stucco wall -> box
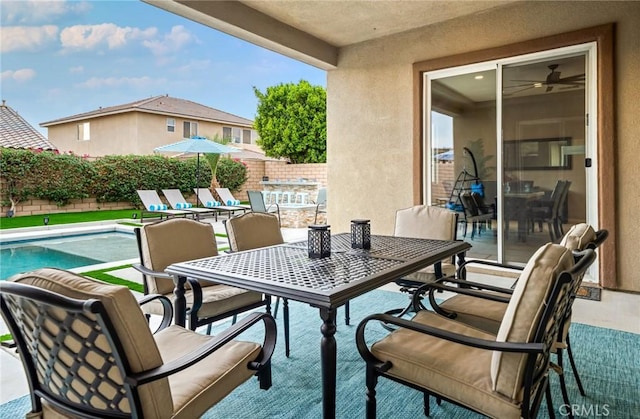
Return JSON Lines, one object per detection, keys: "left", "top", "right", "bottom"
{"left": 327, "top": 1, "right": 640, "bottom": 291}
{"left": 47, "top": 112, "right": 253, "bottom": 157}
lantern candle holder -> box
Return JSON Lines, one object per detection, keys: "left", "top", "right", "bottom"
{"left": 351, "top": 219, "right": 371, "bottom": 249}
{"left": 308, "top": 224, "right": 331, "bottom": 259}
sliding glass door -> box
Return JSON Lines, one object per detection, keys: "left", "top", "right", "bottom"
{"left": 425, "top": 44, "right": 595, "bottom": 266}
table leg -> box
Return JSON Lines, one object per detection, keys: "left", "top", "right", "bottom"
{"left": 173, "top": 275, "right": 187, "bottom": 327}
{"left": 456, "top": 251, "right": 467, "bottom": 280}
{"left": 320, "top": 307, "right": 337, "bottom": 419}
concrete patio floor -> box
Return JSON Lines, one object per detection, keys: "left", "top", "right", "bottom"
{"left": 1, "top": 219, "right": 639, "bottom": 404}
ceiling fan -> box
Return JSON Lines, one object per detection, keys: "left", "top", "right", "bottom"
{"left": 505, "top": 64, "right": 585, "bottom": 95}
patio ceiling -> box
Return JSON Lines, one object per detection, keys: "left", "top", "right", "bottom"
{"left": 143, "top": 0, "right": 519, "bottom": 69}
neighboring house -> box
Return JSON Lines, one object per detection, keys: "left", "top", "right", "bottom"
{"left": 0, "top": 100, "right": 56, "bottom": 150}
{"left": 40, "top": 95, "right": 258, "bottom": 157}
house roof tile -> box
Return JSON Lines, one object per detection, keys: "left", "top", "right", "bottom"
{"left": 40, "top": 95, "right": 254, "bottom": 127}
{"left": 0, "top": 102, "right": 57, "bottom": 150}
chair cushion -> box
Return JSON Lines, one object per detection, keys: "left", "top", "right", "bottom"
{"left": 394, "top": 205, "right": 457, "bottom": 241}
{"left": 143, "top": 285, "right": 264, "bottom": 318}
{"left": 371, "top": 311, "right": 521, "bottom": 418}
{"left": 560, "top": 223, "right": 597, "bottom": 251}
{"left": 439, "top": 294, "right": 506, "bottom": 334}
{"left": 154, "top": 325, "right": 261, "bottom": 419}
{"left": 10, "top": 268, "right": 173, "bottom": 418}
{"left": 140, "top": 218, "right": 219, "bottom": 295}
{"left": 403, "top": 262, "right": 456, "bottom": 284}
{"left": 226, "top": 212, "right": 284, "bottom": 251}
{"left": 491, "top": 243, "right": 574, "bottom": 400}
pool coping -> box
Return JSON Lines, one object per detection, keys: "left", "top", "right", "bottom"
{"left": 0, "top": 220, "right": 136, "bottom": 244}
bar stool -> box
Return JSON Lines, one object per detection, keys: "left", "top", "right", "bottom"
{"left": 281, "top": 191, "right": 294, "bottom": 204}
{"left": 270, "top": 190, "right": 283, "bottom": 205}
{"left": 295, "top": 192, "right": 309, "bottom": 204}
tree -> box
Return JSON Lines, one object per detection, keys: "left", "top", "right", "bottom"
{"left": 253, "top": 80, "right": 326, "bottom": 163}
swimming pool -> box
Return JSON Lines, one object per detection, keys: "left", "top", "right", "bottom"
{"left": 1, "top": 232, "right": 138, "bottom": 280}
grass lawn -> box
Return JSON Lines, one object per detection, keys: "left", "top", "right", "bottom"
{"left": 0, "top": 209, "right": 145, "bottom": 230}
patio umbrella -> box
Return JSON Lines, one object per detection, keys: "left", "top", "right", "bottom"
{"left": 154, "top": 136, "right": 239, "bottom": 205}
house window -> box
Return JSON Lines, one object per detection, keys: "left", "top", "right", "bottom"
{"left": 223, "top": 127, "right": 232, "bottom": 141}
{"left": 167, "top": 118, "right": 175, "bottom": 132}
{"left": 183, "top": 121, "right": 198, "bottom": 138}
{"left": 77, "top": 122, "right": 90, "bottom": 141}
{"left": 232, "top": 127, "right": 241, "bottom": 143}
{"left": 243, "top": 129, "right": 251, "bottom": 144}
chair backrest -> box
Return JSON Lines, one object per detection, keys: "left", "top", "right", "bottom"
{"left": 194, "top": 187, "right": 217, "bottom": 205}
{"left": 161, "top": 188, "right": 192, "bottom": 209}
{"left": 136, "top": 218, "right": 218, "bottom": 295}
{"left": 1, "top": 268, "right": 172, "bottom": 418}
{"left": 394, "top": 205, "right": 457, "bottom": 241}
{"left": 137, "top": 189, "right": 163, "bottom": 210}
{"left": 215, "top": 187, "right": 236, "bottom": 204}
{"left": 225, "top": 212, "right": 284, "bottom": 251}
{"left": 491, "top": 243, "right": 579, "bottom": 401}
{"left": 247, "top": 191, "right": 268, "bottom": 213}
{"left": 460, "top": 193, "right": 479, "bottom": 217}
{"left": 316, "top": 188, "right": 327, "bottom": 205}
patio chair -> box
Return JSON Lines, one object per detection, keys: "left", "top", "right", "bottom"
{"left": 193, "top": 187, "right": 247, "bottom": 218}
{"left": 529, "top": 180, "right": 571, "bottom": 241}
{"left": 313, "top": 187, "right": 327, "bottom": 223}
{"left": 133, "top": 218, "right": 271, "bottom": 333}
{"left": 0, "top": 268, "right": 276, "bottom": 419}
{"left": 459, "top": 192, "right": 494, "bottom": 239}
{"left": 161, "top": 188, "right": 218, "bottom": 221}
{"left": 215, "top": 187, "right": 252, "bottom": 210}
{"left": 136, "top": 189, "right": 192, "bottom": 222}
{"left": 425, "top": 223, "right": 608, "bottom": 408}
{"left": 247, "top": 190, "right": 280, "bottom": 225}
{"left": 356, "top": 243, "right": 596, "bottom": 419}
{"left": 224, "top": 212, "right": 290, "bottom": 356}
{"left": 382, "top": 205, "right": 458, "bottom": 323}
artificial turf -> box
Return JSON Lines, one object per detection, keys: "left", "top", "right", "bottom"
{"left": 0, "top": 209, "right": 144, "bottom": 229}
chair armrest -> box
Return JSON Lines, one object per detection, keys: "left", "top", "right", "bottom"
{"left": 356, "top": 312, "right": 543, "bottom": 369}
{"left": 132, "top": 263, "right": 173, "bottom": 280}
{"left": 456, "top": 258, "right": 524, "bottom": 279}
{"left": 133, "top": 264, "right": 205, "bottom": 317}
{"left": 138, "top": 294, "right": 173, "bottom": 333}
{"left": 127, "top": 312, "right": 277, "bottom": 386}
{"left": 430, "top": 277, "right": 515, "bottom": 295}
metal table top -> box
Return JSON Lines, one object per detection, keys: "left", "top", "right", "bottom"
{"left": 166, "top": 233, "right": 471, "bottom": 308}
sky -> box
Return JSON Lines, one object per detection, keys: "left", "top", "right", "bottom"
{"left": 0, "top": 0, "right": 327, "bottom": 135}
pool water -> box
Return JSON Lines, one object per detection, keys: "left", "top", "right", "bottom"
{"left": 1, "top": 232, "right": 138, "bottom": 280}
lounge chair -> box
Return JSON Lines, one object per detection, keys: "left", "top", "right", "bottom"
{"left": 161, "top": 188, "right": 218, "bottom": 221}
{"left": 136, "top": 189, "right": 191, "bottom": 222}
{"left": 194, "top": 188, "right": 247, "bottom": 218}
{"left": 215, "top": 187, "right": 252, "bottom": 210}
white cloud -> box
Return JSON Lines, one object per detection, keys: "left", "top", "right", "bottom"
{"left": 60, "top": 24, "right": 157, "bottom": 51}
{"left": 69, "top": 66, "right": 84, "bottom": 74}
{"left": 142, "top": 25, "right": 195, "bottom": 57}
{"left": 76, "top": 76, "right": 167, "bottom": 89}
{"left": 1, "top": 69, "right": 37, "bottom": 82}
{"left": 1, "top": 0, "right": 91, "bottom": 25}
{"left": 0, "top": 26, "right": 59, "bottom": 53}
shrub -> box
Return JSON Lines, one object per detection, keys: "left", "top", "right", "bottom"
{"left": 0, "top": 148, "right": 94, "bottom": 206}
{"left": 0, "top": 148, "right": 213, "bottom": 209}
{"left": 216, "top": 158, "right": 248, "bottom": 192}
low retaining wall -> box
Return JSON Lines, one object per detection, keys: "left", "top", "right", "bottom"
{"left": 1, "top": 198, "right": 133, "bottom": 218}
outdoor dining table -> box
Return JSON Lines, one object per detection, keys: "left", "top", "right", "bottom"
{"left": 165, "top": 233, "right": 471, "bottom": 419}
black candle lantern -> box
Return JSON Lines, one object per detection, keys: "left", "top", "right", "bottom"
{"left": 43, "top": 216, "right": 49, "bottom": 226}
{"left": 351, "top": 219, "right": 371, "bottom": 249}
{"left": 308, "top": 224, "right": 331, "bottom": 259}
